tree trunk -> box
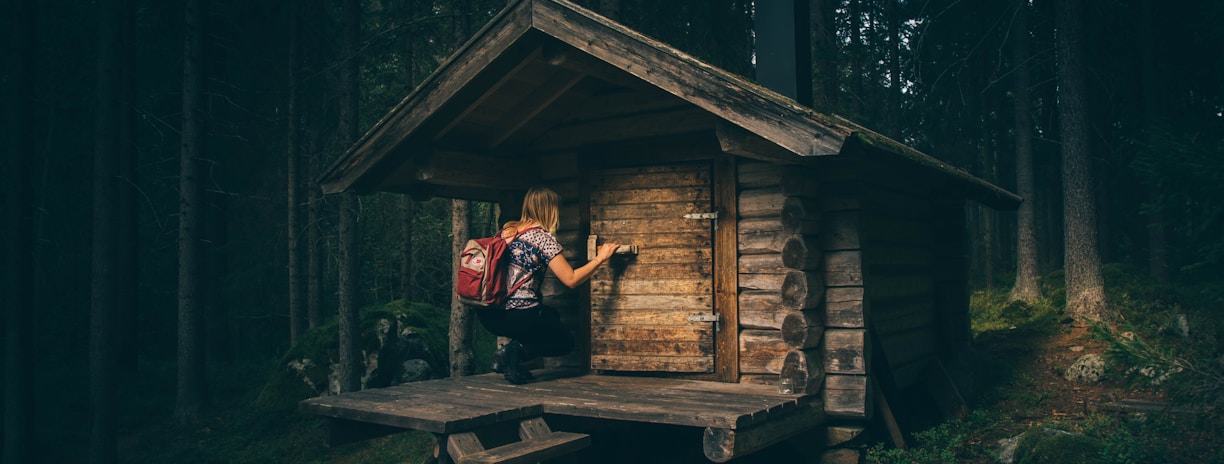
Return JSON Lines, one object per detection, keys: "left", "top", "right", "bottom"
{"left": 1055, "top": 0, "right": 1107, "bottom": 321}
{"left": 91, "top": 0, "right": 122, "bottom": 456}
{"left": 4, "top": 0, "right": 37, "bottom": 461}
{"left": 400, "top": 197, "right": 415, "bottom": 301}
{"left": 287, "top": 0, "right": 304, "bottom": 345}
{"left": 175, "top": 0, "right": 207, "bottom": 424}
{"left": 453, "top": 0, "right": 472, "bottom": 48}
{"left": 809, "top": 0, "right": 839, "bottom": 113}
{"left": 597, "top": 0, "right": 620, "bottom": 20}
{"left": 306, "top": 137, "right": 323, "bottom": 331}
{"left": 886, "top": 0, "right": 902, "bottom": 139}
{"left": 337, "top": 0, "right": 363, "bottom": 394}
{"left": 115, "top": 0, "right": 139, "bottom": 375}
{"left": 1009, "top": 0, "right": 1041, "bottom": 302}
{"left": 1137, "top": 0, "right": 1170, "bottom": 283}
{"left": 449, "top": 199, "right": 475, "bottom": 377}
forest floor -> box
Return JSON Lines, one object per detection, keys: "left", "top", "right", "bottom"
{"left": 868, "top": 266, "right": 1223, "bottom": 464}
{"left": 98, "top": 265, "right": 1221, "bottom": 463}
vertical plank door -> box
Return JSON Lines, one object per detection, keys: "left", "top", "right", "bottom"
{"left": 589, "top": 163, "right": 716, "bottom": 373}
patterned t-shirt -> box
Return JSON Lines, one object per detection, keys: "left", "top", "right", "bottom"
{"left": 503, "top": 227, "right": 563, "bottom": 309}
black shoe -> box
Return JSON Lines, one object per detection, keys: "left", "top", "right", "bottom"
{"left": 491, "top": 344, "right": 508, "bottom": 374}
{"left": 502, "top": 341, "right": 534, "bottom": 385}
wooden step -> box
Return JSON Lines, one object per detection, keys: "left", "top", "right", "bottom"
{"left": 454, "top": 431, "right": 590, "bottom": 464}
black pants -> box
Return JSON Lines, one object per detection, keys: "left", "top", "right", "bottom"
{"left": 476, "top": 305, "right": 574, "bottom": 360}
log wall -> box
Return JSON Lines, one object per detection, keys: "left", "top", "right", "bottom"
{"left": 735, "top": 161, "right": 824, "bottom": 386}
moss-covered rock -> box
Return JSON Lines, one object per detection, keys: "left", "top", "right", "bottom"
{"left": 256, "top": 300, "right": 450, "bottom": 411}
{"left": 1013, "top": 427, "right": 1105, "bottom": 464}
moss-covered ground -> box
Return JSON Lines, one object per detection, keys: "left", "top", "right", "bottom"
{"left": 867, "top": 264, "right": 1224, "bottom": 464}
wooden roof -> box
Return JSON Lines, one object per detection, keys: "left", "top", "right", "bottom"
{"left": 318, "top": 0, "right": 1020, "bottom": 210}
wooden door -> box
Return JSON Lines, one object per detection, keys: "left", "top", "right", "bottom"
{"left": 588, "top": 163, "right": 715, "bottom": 373}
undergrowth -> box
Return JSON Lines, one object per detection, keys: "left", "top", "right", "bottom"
{"left": 866, "top": 264, "right": 1224, "bottom": 464}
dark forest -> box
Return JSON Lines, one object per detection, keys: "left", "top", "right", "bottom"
{"left": 3, "top": 0, "right": 1223, "bottom": 462}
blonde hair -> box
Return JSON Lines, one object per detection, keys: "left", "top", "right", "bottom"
{"left": 520, "top": 186, "right": 560, "bottom": 234}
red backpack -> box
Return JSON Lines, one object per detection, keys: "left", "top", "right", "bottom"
{"left": 455, "top": 225, "right": 535, "bottom": 307}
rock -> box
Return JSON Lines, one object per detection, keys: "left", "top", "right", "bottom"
{"left": 1064, "top": 353, "right": 1106, "bottom": 384}
{"left": 1069, "top": 345, "right": 1084, "bottom": 352}
{"left": 400, "top": 359, "right": 433, "bottom": 383}
{"left": 997, "top": 434, "right": 1022, "bottom": 464}
{"left": 1013, "top": 427, "right": 1104, "bottom": 464}
{"left": 257, "top": 300, "right": 450, "bottom": 410}
{"left": 1174, "top": 314, "right": 1190, "bottom": 338}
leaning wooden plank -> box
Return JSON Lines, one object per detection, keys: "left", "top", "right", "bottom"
{"left": 702, "top": 403, "right": 826, "bottom": 463}
{"left": 456, "top": 431, "right": 591, "bottom": 464}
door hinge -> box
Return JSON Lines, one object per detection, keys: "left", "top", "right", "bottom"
{"left": 686, "top": 313, "right": 720, "bottom": 331}
{"left": 683, "top": 212, "right": 719, "bottom": 220}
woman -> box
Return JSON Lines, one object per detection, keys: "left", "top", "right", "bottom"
{"left": 480, "top": 186, "right": 620, "bottom": 384}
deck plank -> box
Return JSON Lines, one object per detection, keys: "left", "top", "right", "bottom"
{"left": 300, "top": 371, "right": 807, "bottom": 432}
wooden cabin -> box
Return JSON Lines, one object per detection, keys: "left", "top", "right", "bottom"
{"left": 305, "top": 0, "right": 1020, "bottom": 462}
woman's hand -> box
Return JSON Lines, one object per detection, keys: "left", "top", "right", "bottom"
{"left": 549, "top": 241, "right": 622, "bottom": 289}
{"left": 595, "top": 242, "right": 621, "bottom": 263}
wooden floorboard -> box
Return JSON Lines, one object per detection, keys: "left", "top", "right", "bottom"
{"left": 300, "top": 370, "right": 807, "bottom": 432}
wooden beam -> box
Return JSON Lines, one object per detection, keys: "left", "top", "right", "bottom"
{"left": 433, "top": 47, "right": 544, "bottom": 142}
{"left": 714, "top": 155, "right": 740, "bottom": 382}
{"left": 702, "top": 403, "right": 825, "bottom": 463}
{"left": 487, "top": 68, "right": 586, "bottom": 148}
{"left": 716, "top": 121, "right": 809, "bottom": 164}
{"left": 414, "top": 150, "right": 540, "bottom": 190}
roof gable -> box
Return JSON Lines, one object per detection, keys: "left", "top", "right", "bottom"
{"left": 319, "top": 0, "right": 1019, "bottom": 210}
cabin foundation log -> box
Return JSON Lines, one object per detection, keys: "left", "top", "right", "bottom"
{"left": 702, "top": 403, "right": 825, "bottom": 463}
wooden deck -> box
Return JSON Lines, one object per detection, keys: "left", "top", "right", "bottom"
{"left": 301, "top": 369, "right": 823, "bottom": 462}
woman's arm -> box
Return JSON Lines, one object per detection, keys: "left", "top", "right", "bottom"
{"left": 549, "top": 242, "right": 620, "bottom": 288}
